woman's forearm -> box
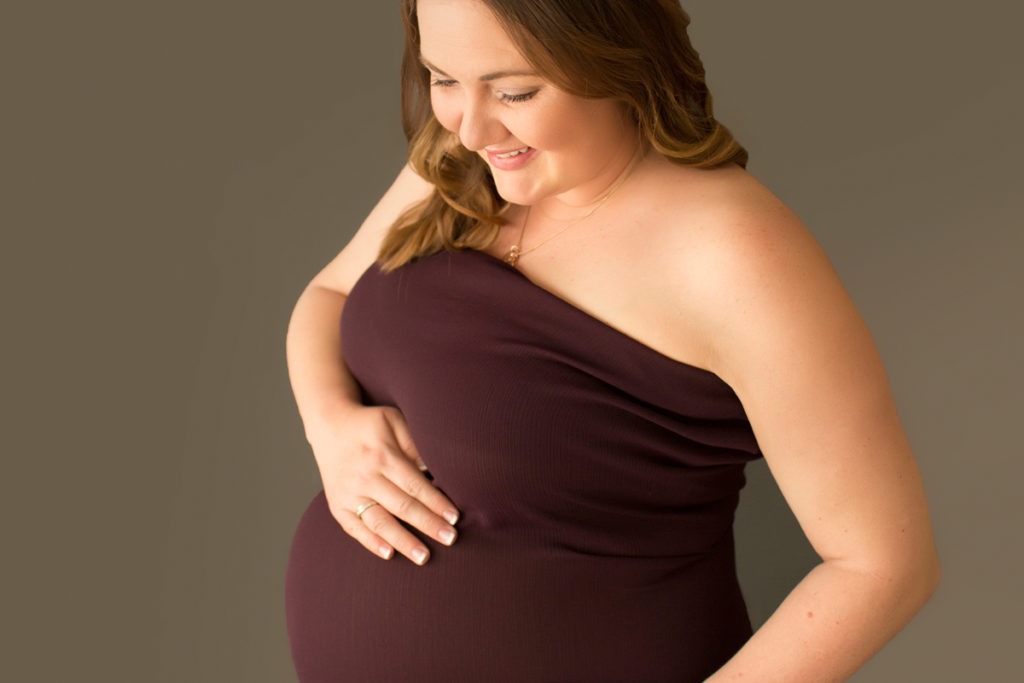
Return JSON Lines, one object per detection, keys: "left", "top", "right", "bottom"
{"left": 706, "top": 554, "right": 940, "bottom": 682}
{"left": 285, "top": 283, "right": 363, "bottom": 441}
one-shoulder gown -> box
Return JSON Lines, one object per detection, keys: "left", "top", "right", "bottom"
{"left": 285, "top": 248, "right": 763, "bottom": 682}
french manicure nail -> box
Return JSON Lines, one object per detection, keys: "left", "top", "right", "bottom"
{"left": 443, "top": 510, "right": 459, "bottom": 525}
{"left": 439, "top": 528, "right": 456, "bottom": 545}
{"left": 380, "top": 545, "right": 393, "bottom": 560}
{"left": 413, "top": 548, "right": 429, "bottom": 565}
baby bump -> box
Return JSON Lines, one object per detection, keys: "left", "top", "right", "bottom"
{"left": 285, "top": 490, "right": 751, "bottom": 683}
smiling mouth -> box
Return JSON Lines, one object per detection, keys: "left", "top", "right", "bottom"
{"left": 494, "top": 146, "right": 532, "bottom": 159}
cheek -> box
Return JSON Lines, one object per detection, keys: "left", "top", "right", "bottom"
{"left": 431, "top": 94, "right": 461, "bottom": 134}
{"left": 524, "top": 107, "right": 585, "bottom": 152}
{"left": 539, "top": 100, "right": 626, "bottom": 155}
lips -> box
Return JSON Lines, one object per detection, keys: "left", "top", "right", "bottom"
{"left": 494, "top": 146, "right": 530, "bottom": 158}
{"left": 485, "top": 145, "right": 537, "bottom": 171}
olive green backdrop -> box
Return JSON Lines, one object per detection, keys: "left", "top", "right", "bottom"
{"left": 5, "top": 1, "right": 1020, "bottom": 681}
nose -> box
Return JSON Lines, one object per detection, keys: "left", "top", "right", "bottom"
{"left": 457, "top": 96, "right": 505, "bottom": 152}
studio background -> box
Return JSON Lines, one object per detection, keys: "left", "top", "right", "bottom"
{"left": 4, "top": 1, "right": 1020, "bottom": 681}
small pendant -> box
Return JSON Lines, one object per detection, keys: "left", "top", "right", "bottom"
{"left": 503, "top": 244, "right": 520, "bottom": 267}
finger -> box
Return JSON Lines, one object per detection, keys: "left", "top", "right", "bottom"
{"left": 357, "top": 502, "right": 433, "bottom": 566}
{"left": 384, "top": 454, "right": 461, "bottom": 526}
{"left": 369, "top": 476, "right": 458, "bottom": 548}
{"left": 332, "top": 507, "right": 395, "bottom": 561}
{"left": 384, "top": 409, "right": 425, "bottom": 467}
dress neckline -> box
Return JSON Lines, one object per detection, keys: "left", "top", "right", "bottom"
{"left": 450, "top": 248, "right": 725, "bottom": 380}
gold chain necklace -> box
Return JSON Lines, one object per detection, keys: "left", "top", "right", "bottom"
{"left": 502, "top": 147, "right": 643, "bottom": 268}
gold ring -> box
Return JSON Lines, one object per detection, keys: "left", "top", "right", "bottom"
{"left": 355, "top": 501, "right": 380, "bottom": 519}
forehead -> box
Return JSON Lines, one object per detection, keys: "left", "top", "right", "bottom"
{"left": 416, "top": 0, "right": 531, "bottom": 72}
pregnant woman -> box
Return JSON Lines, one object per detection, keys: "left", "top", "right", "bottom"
{"left": 284, "top": 1, "right": 940, "bottom": 680}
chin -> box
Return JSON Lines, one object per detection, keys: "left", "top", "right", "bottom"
{"left": 493, "top": 189, "right": 528, "bottom": 206}
{"left": 490, "top": 177, "right": 543, "bottom": 207}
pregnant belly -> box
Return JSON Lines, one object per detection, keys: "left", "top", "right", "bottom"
{"left": 285, "top": 490, "right": 751, "bottom": 683}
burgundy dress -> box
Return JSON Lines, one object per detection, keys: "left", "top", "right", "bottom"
{"left": 285, "top": 248, "right": 763, "bottom": 682}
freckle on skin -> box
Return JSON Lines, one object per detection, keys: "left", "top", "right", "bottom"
{"left": 807, "top": 611, "right": 814, "bottom": 618}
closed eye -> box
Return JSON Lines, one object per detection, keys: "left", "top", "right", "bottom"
{"left": 499, "top": 91, "right": 538, "bottom": 104}
{"left": 428, "top": 72, "right": 538, "bottom": 104}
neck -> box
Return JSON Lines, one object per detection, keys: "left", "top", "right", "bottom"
{"left": 502, "top": 137, "right": 647, "bottom": 267}
{"left": 534, "top": 136, "right": 647, "bottom": 222}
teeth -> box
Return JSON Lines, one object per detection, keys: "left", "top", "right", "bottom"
{"left": 496, "top": 147, "right": 530, "bottom": 158}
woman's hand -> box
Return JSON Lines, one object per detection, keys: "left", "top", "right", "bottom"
{"left": 306, "top": 404, "right": 460, "bottom": 565}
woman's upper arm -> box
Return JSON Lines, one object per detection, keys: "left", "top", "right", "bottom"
{"left": 310, "top": 163, "right": 435, "bottom": 295}
{"left": 689, "top": 199, "right": 939, "bottom": 579}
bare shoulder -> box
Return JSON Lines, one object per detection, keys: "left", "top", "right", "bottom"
{"left": 649, "top": 160, "right": 823, "bottom": 278}
{"left": 645, "top": 161, "right": 862, "bottom": 392}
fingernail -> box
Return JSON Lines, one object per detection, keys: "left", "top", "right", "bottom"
{"left": 413, "top": 548, "right": 429, "bottom": 565}
{"left": 443, "top": 510, "right": 459, "bottom": 525}
{"left": 379, "top": 545, "right": 393, "bottom": 560}
{"left": 439, "top": 528, "right": 456, "bottom": 545}
{"left": 416, "top": 459, "right": 428, "bottom": 472}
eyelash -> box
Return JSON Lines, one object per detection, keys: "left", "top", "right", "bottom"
{"left": 429, "top": 78, "right": 538, "bottom": 104}
{"left": 499, "top": 91, "right": 537, "bottom": 103}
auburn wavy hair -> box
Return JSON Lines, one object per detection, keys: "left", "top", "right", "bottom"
{"left": 377, "top": 0, "right": 748, "bottom": 273}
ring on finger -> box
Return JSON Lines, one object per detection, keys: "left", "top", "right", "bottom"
{"left": 355, "top": 501, "right": 380, "bottom": 519}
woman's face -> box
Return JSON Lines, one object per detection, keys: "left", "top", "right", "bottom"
{"left": 417, "top": 0, "right": 638, "bottom": 209}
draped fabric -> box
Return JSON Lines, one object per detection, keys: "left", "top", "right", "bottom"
{"left": 286, "top": 248, "right": 763, "bottom": 682}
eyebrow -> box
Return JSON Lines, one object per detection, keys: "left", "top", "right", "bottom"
{"left": 419, "top": 55, "right": 538, "bottom": 82}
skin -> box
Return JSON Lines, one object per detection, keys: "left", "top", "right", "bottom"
{"left": 298, "top": 0, "right": 941, "bottom": 677}
{"left": 420, "top": 0, "right": 642, "bottom": 218}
